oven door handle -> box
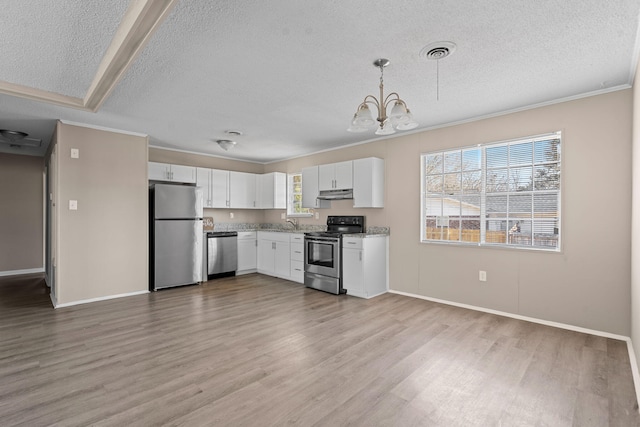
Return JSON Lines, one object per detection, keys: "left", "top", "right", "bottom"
{"left": 305, "top": 237, "right": 339, "bottom": 243}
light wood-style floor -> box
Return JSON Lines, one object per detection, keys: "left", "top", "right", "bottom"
{"left": 0, "top": 273, "right": 638, "bottom": 426}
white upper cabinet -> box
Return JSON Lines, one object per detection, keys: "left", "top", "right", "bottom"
{"left": 229, "top": 171, "right": 257, "bottom": 208}
{"left": 302, "top": 166, "right": 330, "bottom": 209}
{"left": 256, "top": 172, "right": 287, "bottom": 209}
{"left": 196, "top": 168, "right": 230, "bottom": 208}
{"left": 149, "top": 162, "right": 196, "bottom": 184}
{"left": 353, "top": 157, "right": 384, "bottom": 208}
{"left": 171, "top": 164, "right": 197, "bottom": 183}
{"left": 211, "top": 169, "right": 230, "bottom": 208}
{"left": 196, "top": 167, "right": 212, "bottom": 208}
{"left": 318, "top": 161, "right": 353, "bottom": 191}
{"left": 149, "top": 162, "right": 170, "bottom": 181}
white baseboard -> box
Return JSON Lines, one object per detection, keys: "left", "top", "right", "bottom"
{"left": 388, "top": 290, "right": 629, "bottom": 341}
{"left": 54, "top": 290, "right": 149, "bottom": 308}
{"left": 626, "top": 339, "right": 640, "bottom": 414}
{"left": 236, "top": 269, "right": 257, "bottom": 276}
{"left": 0, "top": 268, "right": 44, "bottom": 277}
{"left": 49, "top": 292, "right": 57, "bottom": 308}
{"left": 388, "top": 289, "right": 640, "bottom": 413}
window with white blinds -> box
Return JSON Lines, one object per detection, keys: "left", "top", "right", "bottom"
{"left": 421, "top": 132, "right": 561, "bottom": 251}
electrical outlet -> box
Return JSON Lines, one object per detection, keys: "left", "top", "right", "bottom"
{"left": 315, "top": 212, "right": 319, "bottom": 220}
{"left": 71, "top": 148, "right": 79, "bottom": 159}
{"left": 229, "top": 212, "right": 234, "bottom": 219}
{"left": 69, "top": 200, "right": 78, "bottom": 210}
{"left": 479, "top": 270, "right": 487, "bottom": 282}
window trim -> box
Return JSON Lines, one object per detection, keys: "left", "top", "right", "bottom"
{"left": 287, "top": 173, "right": 313, "bottom": 218}
{"left": 420, "top": 132, "right": 562, "bottom": 252}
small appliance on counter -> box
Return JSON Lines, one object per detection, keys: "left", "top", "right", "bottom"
{"left": 304, "top": 215, "right": 365, "bottom": 295}
{"left": 205, "top": 231, "right": 238, "bottom": 279}
{"left": 149, "top": 184, "right": 204, "bottom": 291}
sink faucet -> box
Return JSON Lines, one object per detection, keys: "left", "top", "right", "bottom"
{"left": 286, "top": 218, "right": 298, "bottom": 230}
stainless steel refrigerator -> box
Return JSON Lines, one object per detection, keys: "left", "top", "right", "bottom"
{"left": 150, "top": 184, "right": 204, "bottom": 290}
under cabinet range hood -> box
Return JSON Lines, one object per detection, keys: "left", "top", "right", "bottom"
{"left": 317, "top": 189, "right": 353, "bottom": 200}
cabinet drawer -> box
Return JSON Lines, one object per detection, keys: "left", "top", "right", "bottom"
{"left": 290, "top": 260, "right": 304, "bottom": 282}
{"left": 257, "top": 231, "right": 290, "bottom": 242}
{"left": 237, "top": 231, "right": 257, "bottom": 240}
{"left": 290, "top": 243, "right": 304, "bottom": 261}
{"left": 290, "top": 233, "right": 304, "bottom": 243}
{"left": 342, "top": 237, "right": 363, "bottom": 249}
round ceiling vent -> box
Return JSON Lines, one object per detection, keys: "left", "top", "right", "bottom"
{"left": 420, "top": 41, "right": 456, "bottom": 60}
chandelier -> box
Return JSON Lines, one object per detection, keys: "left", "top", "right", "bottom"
{"left": 347, "top": 58, "right": 418, "bottom": 135}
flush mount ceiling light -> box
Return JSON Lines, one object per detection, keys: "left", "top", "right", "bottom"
{"left": 347, "top": 58, "right": 418, "bottom": 135}
{"left": 0, "top": 129, "right": 28, "bottom": 142}
{"left": 216, "top": 139, "right": 236, "bottom": 151}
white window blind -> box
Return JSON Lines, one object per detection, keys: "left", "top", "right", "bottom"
{"left": 421, "top": 132, "right": 561, "bottom": 251}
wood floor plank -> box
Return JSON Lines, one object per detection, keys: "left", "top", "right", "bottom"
{"left": 0, "top": 273, "right": 638, "bottom": 426}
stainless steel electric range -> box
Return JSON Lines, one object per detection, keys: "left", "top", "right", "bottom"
{"left": 304, "top": 216, "right": 365, "bottom": 294}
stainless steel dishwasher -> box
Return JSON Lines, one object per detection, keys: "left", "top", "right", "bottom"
{"left": 206, "top": 231, "right": 238, "bottom": 279}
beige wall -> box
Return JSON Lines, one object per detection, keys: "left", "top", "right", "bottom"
{"left": 270, "top": 90, "right": 631, "bottom": 335}
{"left": 383, "top": 90, "right": 632, "bottom": 336}
{"left": 151, "top": 90, "right": 633, "bottom": 335}
{"left": 264, "top": 141, "right": 390, "bottom": 229}
{"left": 149, "top": 147, "right": 264, "bottom": 173}
{"left": 632, "top": 60, "right": 640, "bottom": 369}
{"left": 150, "top": 147, "right": 267, "bottom": 225}
{"left": 54, "top": 122, "right": 148, "bottom": 305}
{"left": 0, "top": 153, "right": 43, "bottom": 272}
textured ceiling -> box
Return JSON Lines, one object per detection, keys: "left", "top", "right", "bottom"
{"left": 0, "top": 0, "right": 639, "bottom": 161}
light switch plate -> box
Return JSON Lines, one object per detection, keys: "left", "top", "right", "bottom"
{"left": 315, "top": 212, "right": 320, "bottom": 219}
{"left": 69, "top": 200, "right": 78, "bottom": 210}
{"left": 71, "top": 148, "right": 79, "bottom": 159}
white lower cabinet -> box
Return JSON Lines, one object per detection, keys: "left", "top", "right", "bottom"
{"left": 342, "top": 236, "right": 388, "bottom": 299}
{"left": 289, "top": 233, "right": 305, "bottom": 283}
{"left": 237, "top": 231, "right": 257, "bottom": 274}
{"left": 257, "top": 232, "right": 290, "bottom": 279}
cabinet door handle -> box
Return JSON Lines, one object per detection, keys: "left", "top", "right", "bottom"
{"left": 359, "top": 252, "right": 362, "bottom": 261}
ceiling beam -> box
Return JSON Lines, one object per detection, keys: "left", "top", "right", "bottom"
{"left": 0, "top": 0, "right": 178, "bottom": 113}
{"left": 83, "top": 0, "right": 179, "bottom": 111}
{"left": 0, "top": 80, "right": 85, "bottom": 110}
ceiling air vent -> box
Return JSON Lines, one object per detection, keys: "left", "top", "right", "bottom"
{"left": 420, "top": 42, "right": 457, "bottom": 61}
{"left": 0, "top": 129, "right": 42, "bottom": 148}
